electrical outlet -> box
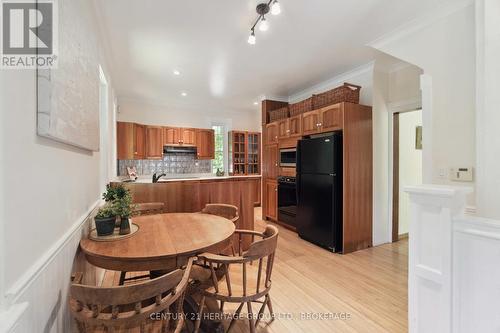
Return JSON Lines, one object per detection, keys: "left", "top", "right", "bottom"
{"left": 449, "top": 167, "right": 474, "bottom": 182}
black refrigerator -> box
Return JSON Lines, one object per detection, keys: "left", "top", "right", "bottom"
{"left": 296, "top": 132, "right": 343, "bottom": 252}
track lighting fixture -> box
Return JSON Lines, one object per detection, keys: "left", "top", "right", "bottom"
{"left": 247, "top": 1, "right": 282, "bottom": 45}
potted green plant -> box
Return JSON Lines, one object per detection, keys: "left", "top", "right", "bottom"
{"left": 94, "top": 204, "right": 116, "bottom": 236}
{"left": 112, "top": 185, "right": 134, "bottom": 235}
{"left": 102, "top": 184, "right": 121, "bottom": 226}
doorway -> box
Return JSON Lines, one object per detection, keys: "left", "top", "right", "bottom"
{"left": 392, "top": 109, "right": 422, "bottom": 242}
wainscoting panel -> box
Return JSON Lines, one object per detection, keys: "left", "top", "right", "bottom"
{"left": 3, "top": 201, "right": 101, "bottom": 333}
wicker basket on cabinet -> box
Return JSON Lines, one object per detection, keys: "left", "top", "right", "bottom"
{"left": 269, "top": 107, "right": 289, "bottom": 122}
{"left": 312, "top": 82, "right": 361, "bottom": 109}
{"left": 289, "top": 97, "right": 313, "bottom": 116}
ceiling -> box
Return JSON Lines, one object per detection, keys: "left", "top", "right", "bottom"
{"left": 95, "top": 0, "right": 454, "bottom": 113}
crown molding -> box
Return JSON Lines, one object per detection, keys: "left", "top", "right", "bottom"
{"left": 368, "top": 0, "right": 474, "bottom": 50}
{"left": 288, "top": 61, "right": 375, "bottom": 103}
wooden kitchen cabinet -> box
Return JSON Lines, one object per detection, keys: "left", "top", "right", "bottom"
{"left": 263, "top": 144, "right": 278, "bottom": 180}
{"left": 278, "top": 119, "right": 288, "bottom": 139}
{"left": 288, "top": 114, "right": 302, "bottom": 137}
{"left": 319, "top": 104, "right": 342, "bottom": 132}
{"left": 163, "top": 127, "right": 196, "bottom": 145}
{"left": 265, "top": 122, "right": 279, "bottom": 145}
{"left": 145, "top": 126, "right": 163, "bottom": 159}
{"left": 247, "top": 132, "right": 261, "bottom": 175}
{"left": 163, "top": 127, "right": 179, "bottom": 145}
{"left": 196, "top": 129, "right": 215, "bottom": 159}
{"left": 265, "top": 179, "right": 278, "bottom": 220}
{"left": 301, "top": 110, "right": 320, "bottom": 135}
{"left": 181, "top": 128, "right": 196, "bottom": 145}
{"left": 117, "top": 122, "right": 135, "bottom": 160}
{"left": 228, "top": 131, "right": 261, "bottom": 175}
{"left": 278, "top": 115, "right": 302, "bottom": 139}
{"left": 134, "top": 124, "right": 146, "bottom": 159}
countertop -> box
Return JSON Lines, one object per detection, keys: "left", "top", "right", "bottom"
{"left": 113, "top": 173, "right": 261, "bottom": 184}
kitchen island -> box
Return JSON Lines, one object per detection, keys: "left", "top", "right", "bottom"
{"left": 111, "top": 175, "right": 261, "bottom": 251}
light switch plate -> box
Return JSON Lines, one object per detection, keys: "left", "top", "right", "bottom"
{"left": 449, "top": 167, "right": 474, "bottom": 182}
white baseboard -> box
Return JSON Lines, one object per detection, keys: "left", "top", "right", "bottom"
{"left": 1, "top": 200, "right": 100, "bottom": 333}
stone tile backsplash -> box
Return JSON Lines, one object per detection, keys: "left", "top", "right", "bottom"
{"left": 118, "top": 153, "right": 212, "bottom": 176}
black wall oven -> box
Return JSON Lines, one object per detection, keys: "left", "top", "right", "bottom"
{"left": 278, "top": 176, "right": 297, "bottom": 228}
{"left": 279, "top": 148, "right": 296, "bottom": 168}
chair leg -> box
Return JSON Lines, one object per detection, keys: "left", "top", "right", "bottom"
{"left": 119, "top": 271, "right": 126, "bottom": 286}
{"left": 220, "top": 300, "right": 225, "bottom": 312}
{"left": 267, "top": 294, "right": 275, "bottom": 321}
{"left": 247, "top": 302, "right": 256, "bottom": 333}
{"left": 227, "top": 302, "right": 244, "bottom": 333}
{"left": 255, "top": 295, "right": 269, "bottom": 327}
{"left": 194, "top": 295, "right": 205, "bottom": 333}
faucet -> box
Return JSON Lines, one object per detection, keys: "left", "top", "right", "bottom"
{"left": 152, "top": 173, "right": 166, "bottom": 183}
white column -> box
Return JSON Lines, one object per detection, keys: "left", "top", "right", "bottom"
{"left": 405, "top": 185, "right": 471, "bottom": 333}
{"left": 475, "top": 0, "right": 500, "bottom": 218}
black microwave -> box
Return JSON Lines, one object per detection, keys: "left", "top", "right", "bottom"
{"left": 279, "top": 148, "right": 296, "bottom": 168}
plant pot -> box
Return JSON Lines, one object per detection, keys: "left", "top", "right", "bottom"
{"left": 119, "top": 217, "right": 131, "bottom": 235}
{"left": 95, "top": 216, "right": 116, "bottom": 236}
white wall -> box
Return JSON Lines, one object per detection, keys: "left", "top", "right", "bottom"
{"left": 398, "top": 110, "right": 423, "bottom": 235}
{"left": 117, "top": 98, "right": 261, "bottom": 132}
{"left": 371, "top": 2, "right": 476, "bottom": 205}
{"left": 371, "top": 66, "right": 390, "bottom": 245}
{"left": 0, "top": 0, "right": 116, "bottom": 330}
{"left": 475, "top": 0, "right": 500, "bottom": 219}
{"left": 388, "top": 65, "right": 422, "bottom": 106}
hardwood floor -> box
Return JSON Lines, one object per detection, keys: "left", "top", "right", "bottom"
{"left": 101, "top": 208, "right": 408, "bottom": 332}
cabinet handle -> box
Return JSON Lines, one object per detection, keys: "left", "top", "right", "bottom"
{"left": 134, "top": 151, "right": 138, "bottom": 154}
{"left": 286, "top": 129, "right": 290, "bottom": 133}
{"left": 275, "top": 188, "right": 277, "bottom": 192}
{"left": 275, "top": 163, "right": 278, "bottom": 167}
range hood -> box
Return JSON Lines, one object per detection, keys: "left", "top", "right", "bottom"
{"left": 163, "top": 145, "right": 197, "bottom": 154}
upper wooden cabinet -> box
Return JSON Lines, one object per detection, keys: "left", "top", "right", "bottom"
{"left": 117, "top": 122, "right": 146, "bottom": 160}
{"left": 181, "top": 128, "right": 196, "bottom": 145}
{"left": 288, "top": 114, "right": 302, "bottom": 137}
{"left": 134, "top": 124, "right": 146, "bottom": 159}
{"left": 117, "top": 122, "right": 134, "bottom": 160}
{"left": 163, "top": 127, "right": 179, "bottom": 145}
{"left": 196, "top": 129, "right": 215, "bottom": 159}
{"left": 118, "top": 122, "right": 215, "bottom": 161}
{"left": 318, "top": 104, "right": 342, "bottom": 132}
{"left": 301, "top": 110, "right": 321, "bottom": 135}
{"left": 145, "top": 126, "right": 163, "bottom": 159}
{"left": 301, "top": 104, "right": 343, "bottom": 135}
{"left": 265, "top": 122, "right": 279, "bottom": 145}
{"left": 162, "top": 127, "right": 196, "bottom": 145}
{"left": 278, "top": 114, "right": 302, "bottom": 139}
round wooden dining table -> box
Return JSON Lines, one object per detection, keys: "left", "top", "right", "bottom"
{"left": 80, "top": 212, "right": 236, "bottom": 272}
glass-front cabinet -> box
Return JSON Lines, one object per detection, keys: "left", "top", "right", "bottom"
{"left": 228, "top": 131, "right": 261, "bottom": 175}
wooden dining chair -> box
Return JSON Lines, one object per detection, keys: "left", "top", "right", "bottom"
{"left": 201, "top": 204, "right": 239, "bottom": 255}
{"left": 192, "top": 225, "right": 279, "bottom": 333}
{"left": 132, "top": 202, "right": 165, "bottom": 217}
{"left": 70, "top": 257, "right": 194, "bottom": 333}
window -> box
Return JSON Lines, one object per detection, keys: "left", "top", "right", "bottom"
{"left": 212, "top": 125, "right": 225, "bottom": 173}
